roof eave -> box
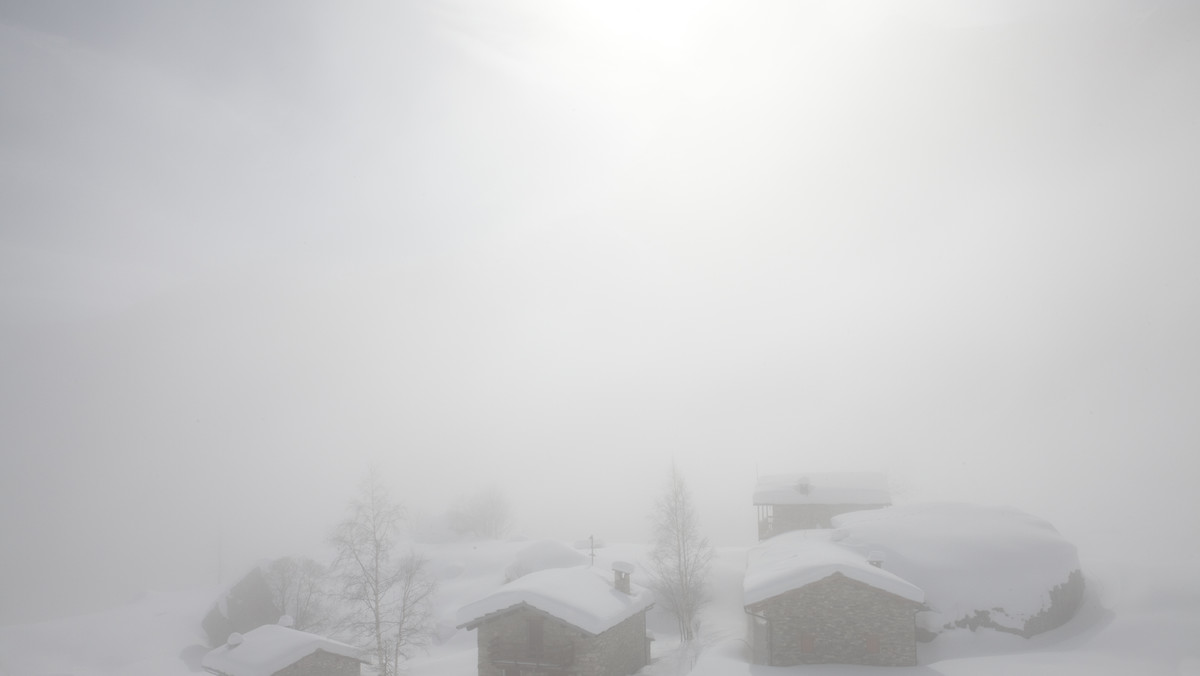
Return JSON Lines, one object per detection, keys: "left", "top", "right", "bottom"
{"left": 456, "top": 601, "right": 600, "bottom": 637}
{"left": 744, "top": 571, "right": 924, "bottom": 607}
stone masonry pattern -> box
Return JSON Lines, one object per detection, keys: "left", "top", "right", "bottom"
{"left": 748, "top": 573, "right": 920, "bottom": 667}
{"left": 272, "top": 650, "right": 362, "bottom": 676}
{"left": 476, "top": 605, "right": 649, "bottom": 676}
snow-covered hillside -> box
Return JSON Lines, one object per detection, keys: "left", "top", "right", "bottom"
{"left": 0, "top": 586, "right": 216, "bottom": 676}
{"left": 2, "top": 534, "right": 1199, "bottom": 676}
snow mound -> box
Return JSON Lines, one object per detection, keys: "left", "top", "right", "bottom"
{"left": 456, "top": 565, "right": 654, "bottom": 636}
{"left": 503, "top": 539, "right": 589, "bottom": 581}
{"left": 832, "top": 503, "right": 1084, "bottom": 637}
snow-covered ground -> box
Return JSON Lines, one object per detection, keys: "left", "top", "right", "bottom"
{"left": 2, "top": 532, "right": 1198, "bottom": 676}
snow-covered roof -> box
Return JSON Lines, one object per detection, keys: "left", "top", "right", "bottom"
{"left": 743, "top": 531, "right": 924, "bottom": 606}
{"left": 456, "top": 566, "right": 654, "bottom": 636}
{"left": 201, "top": 624, "right": 367, "bottom": 676}
{"left": 752, "top": 472, "right": 891, "bottom": 505}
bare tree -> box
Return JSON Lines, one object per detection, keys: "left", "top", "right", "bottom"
{"left": 388, "top": 551, "right": 438, "bottom": 667}
{"left": 647, "top": 462, "right": 714, "bottom": 643}
{"left": 448, "top": 485, "right": 513, "bottom": 539}
{"left": 330, "top": 467, "right": 405, "bottom": 675}
{"left": 264, "top": 556, "right": 332, "bottom": 633}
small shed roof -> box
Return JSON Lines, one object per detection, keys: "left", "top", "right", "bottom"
{"left": 743, "top": 531, "right": 924, "bottom": 606}
{"left": 456, "top": 566, "right": 654, "bottom": 636}
{"left": 753, "top": 472, "right": 891, "bottom": 506}
{"left": 201, "top": 624, "right": 367, "bottom": 676}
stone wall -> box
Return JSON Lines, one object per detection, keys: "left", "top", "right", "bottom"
{"left": 747, "top": 573, "right": 920, "bottom": 667}
{"left": 477, "top": 605, "right": 579, "bottom": 676}
{"left": 475, "top": 605, "right": 648, "bottom": 676}
{"left": 574, "top": 610, "right": 648, "bottom": 676}
{"left": 745, "top": 610, "right": 771, "bottom": 665}
{"left": 273, "top": 650, "right": 362, "bottom": 676}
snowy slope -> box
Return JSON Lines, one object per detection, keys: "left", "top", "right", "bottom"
{"left": 0, "top": 587, "right": 215, "bottom": 676}
{"left": 2, "top": 539, "right": 1199, "bottom": 676}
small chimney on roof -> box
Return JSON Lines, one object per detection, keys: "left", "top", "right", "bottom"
{"left": 613, "top": 561, "right": 634, "bottom": 594}
{"left": 794, "top": 476, "right": 812, "bottom": 496}
{"left": 868, "top": 551, "right": 886, "bottom": 568}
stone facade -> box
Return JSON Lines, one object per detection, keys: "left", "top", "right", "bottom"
{"left": 759, "top": 503, "right": 889, "bottom": 539}
{"left": 746, "top": 572, "right": 921, "bottom": 667}
{"left": 475, "top": 605, "right": 649, "bottom": 676}
{"left": 573, "top": 605, "right": 649, "bottom": 676}
{"left": 272, "top": 649, "right": 363, "bottom": 676}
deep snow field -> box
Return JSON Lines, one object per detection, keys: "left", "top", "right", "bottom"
{"left": 2, "top": 530, "right": 1199, "bottom": 676}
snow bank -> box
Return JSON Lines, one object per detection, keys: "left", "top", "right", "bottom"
{"left": 503, "top": 539, "right": 589, "bottom": 581}
{"left": 832, "top": 503, "right": 1084, "bottom": 637}
{"left": 753, "top": 472, "right": 890, "bottom": 505}
{"left": 201, "top": 624, "right": 366, "bottom": 676}
{"left": 743, "top": 531, "right": 924, "bottom": 606}
{"left": 0, "top": 587, "right": 217, "bottom": 676}
{"left": 456, "top": 565, "right": 653, "bottom": 636}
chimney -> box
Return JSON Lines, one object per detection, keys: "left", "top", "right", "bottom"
{"left": 868, "top": 551, "right": 886, "bottom": 568}
{"left": 613, "top": 561, "right": 634, "bottom": 594}
{"left": 794, "top": 476, "right": 812, "bottom": 496}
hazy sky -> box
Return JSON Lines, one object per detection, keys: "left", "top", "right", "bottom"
{"left": 2, "top": 0, "right": 1198, "bottom": 624}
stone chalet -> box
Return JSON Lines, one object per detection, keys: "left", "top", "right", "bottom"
{"left": 457, "top": 564, "right": 654, "bottom": 676}
{"left": 743, "top": 532, "right": 924, "bottom": 667}
{"left": 201, "top": 620, "right": 369, "bottom": 676}
{"left": 754, "top": 472, "right": 891, "bottom": 539}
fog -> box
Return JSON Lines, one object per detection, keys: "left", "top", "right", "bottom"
{"left": 2, "top": 0, "right": 1198, "bottom": 625}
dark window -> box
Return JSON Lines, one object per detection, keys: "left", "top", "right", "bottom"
{"left": 864, "top": 634, "right": 880, "bottom": 654}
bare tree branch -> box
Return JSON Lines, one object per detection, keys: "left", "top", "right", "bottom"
{"left": 646, "top": 462, "right": 714, "bottom": 643}
{"left": 448, "top": 485, "right": 513, "bottom": 539}
{"left": 329, "top": 466, "right": 408, "bottom": 676}
{"left": 264, "top": 556, "right": 333, "bottom": 633}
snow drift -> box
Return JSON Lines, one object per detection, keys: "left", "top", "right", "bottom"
{"left": 831, "top": 502, "right": 1085, "bottom": 638}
